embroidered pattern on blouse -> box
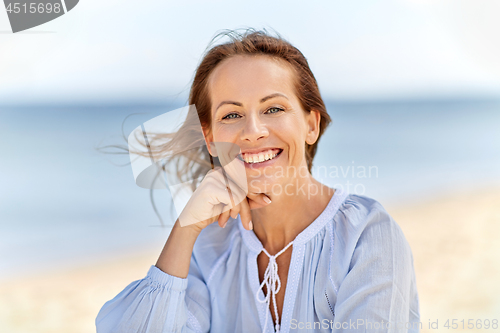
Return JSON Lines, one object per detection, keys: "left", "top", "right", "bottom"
{"left": 325, "top": 291, "right": 335, "bottom": 317}
{"left": 327, "top": 220, "right": 339, "bottom": 294}
{"left": 186, "top": 308, "right": 203, "bottom": 333}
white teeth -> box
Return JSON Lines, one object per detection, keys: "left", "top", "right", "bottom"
{"left": 242, "top": 150, "right": 280, "bottom": 163}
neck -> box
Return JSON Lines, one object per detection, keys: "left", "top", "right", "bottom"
{"left": 250, "top": 175, "right": 334, "bottom": 254}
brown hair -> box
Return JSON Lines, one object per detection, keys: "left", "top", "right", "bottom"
{"left": 126, "top": 29, "right": 331, "bottom": 221}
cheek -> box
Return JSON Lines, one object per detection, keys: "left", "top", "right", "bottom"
{"left": 274, "top": 117, "right": 307, "bottom": 150}
{"left": 213, "top": 124, "right": 239, "bottom": 143}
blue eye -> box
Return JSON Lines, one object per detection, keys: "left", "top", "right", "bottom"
{"left": 222, "top": 113, "right": 241, "bottom": 120}
{"left": 266, "top": 107, "right": 284, "bottom": 114}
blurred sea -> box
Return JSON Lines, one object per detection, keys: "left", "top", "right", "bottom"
{"left": 1, "top": 99, "right": 499, "bottom": 280}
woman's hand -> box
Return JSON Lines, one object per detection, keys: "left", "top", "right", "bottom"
{"left": 178, "top": 166, "right": 271, "bottom": 233}
{"left": 156, "top": 154, "right": 270, "bottom": 279}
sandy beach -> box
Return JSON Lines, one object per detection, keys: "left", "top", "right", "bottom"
{"left": 1, "top": 187, "right": 499, "bottom": 333}
{"left": 387, "top": 186, "right": 500, "bottom": 332}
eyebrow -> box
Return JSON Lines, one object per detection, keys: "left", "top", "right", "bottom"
{"left": 215, "top": 93, "right": 289, "bottom": 111}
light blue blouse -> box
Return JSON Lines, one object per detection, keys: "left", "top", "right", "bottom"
{"left": 96, "top": 189, "right": 420, "bottom": 332}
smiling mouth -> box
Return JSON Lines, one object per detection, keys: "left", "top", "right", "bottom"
{"left": 238, "top": 148, "right": 283, "bottom": 164}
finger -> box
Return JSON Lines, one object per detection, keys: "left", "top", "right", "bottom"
{"left": 224, "top": 177, "right": 247, "bottom": 207}
{"left": 247, "top": 198, "right": 265, "bottom": 210}
{"left": 238, "top": 197, "right": 253, "bottom": 230}
{"left": 229, "top": 204, "right": 240, "bottom": 219}
{"left": 246, "top": 193, "right": 272, "bottom": 210}
{"left": 223, "top": 158, "right": 247, "bottom": 192}
{"left": 218, "top": 207, "right": 231, "bottom": 228}
{"left": 204, "top": 170, "right": 234, "bottom": 208}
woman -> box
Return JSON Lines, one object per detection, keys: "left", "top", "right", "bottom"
{"left": 96, "top": 30, "right": 420, "bottom": 333}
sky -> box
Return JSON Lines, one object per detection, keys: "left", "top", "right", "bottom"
{"left": 0, "top": 0, "right": 500, "bottom": 104}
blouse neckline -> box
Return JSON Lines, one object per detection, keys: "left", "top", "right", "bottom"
{"left": 238, "top": 188, "right": 349, "bottom": 253}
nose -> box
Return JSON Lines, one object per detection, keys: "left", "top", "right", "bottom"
{"left": 240, "top": 113, "right": 269, "bottom": 142}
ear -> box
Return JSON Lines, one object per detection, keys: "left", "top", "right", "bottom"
{"left": 305, "top": 109, "right": 321, "bottom": 145}
{"left": 202, "top": 125, "right": 217, "bottom": 156}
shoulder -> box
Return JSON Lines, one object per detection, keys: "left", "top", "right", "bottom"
{"left": 336, "top": 194, "right": 390, "bottom": 228}
{"left": 334, "top": 193, "right": 406, "bottom": 243}
{"left": 332, "top": 193, "right": 413, "bottom": 272}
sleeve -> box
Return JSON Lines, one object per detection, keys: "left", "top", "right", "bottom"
{"left": 95, "top": 258, "right": 211, "bottom": 333}
{"left": 332, "top": 199, "right": 420, "bottom": 333}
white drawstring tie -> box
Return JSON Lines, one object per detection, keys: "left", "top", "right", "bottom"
{"left": 256, "top": 241, "right": 294, "bottom": 333}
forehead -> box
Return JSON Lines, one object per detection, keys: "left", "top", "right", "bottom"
{"left": 208, "top": 55, "right": 297, "bottom": 101}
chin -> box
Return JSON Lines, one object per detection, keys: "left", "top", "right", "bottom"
{"left": 246, "top": 175, "right": 287, "bottom": 195}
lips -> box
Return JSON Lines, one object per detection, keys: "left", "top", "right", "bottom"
{"left": 238, "top": 148, "right": 283, "bottom": 164}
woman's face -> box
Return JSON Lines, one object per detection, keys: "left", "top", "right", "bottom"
{"left": 204, "top": 55, "right": 320, "bottom": 194}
